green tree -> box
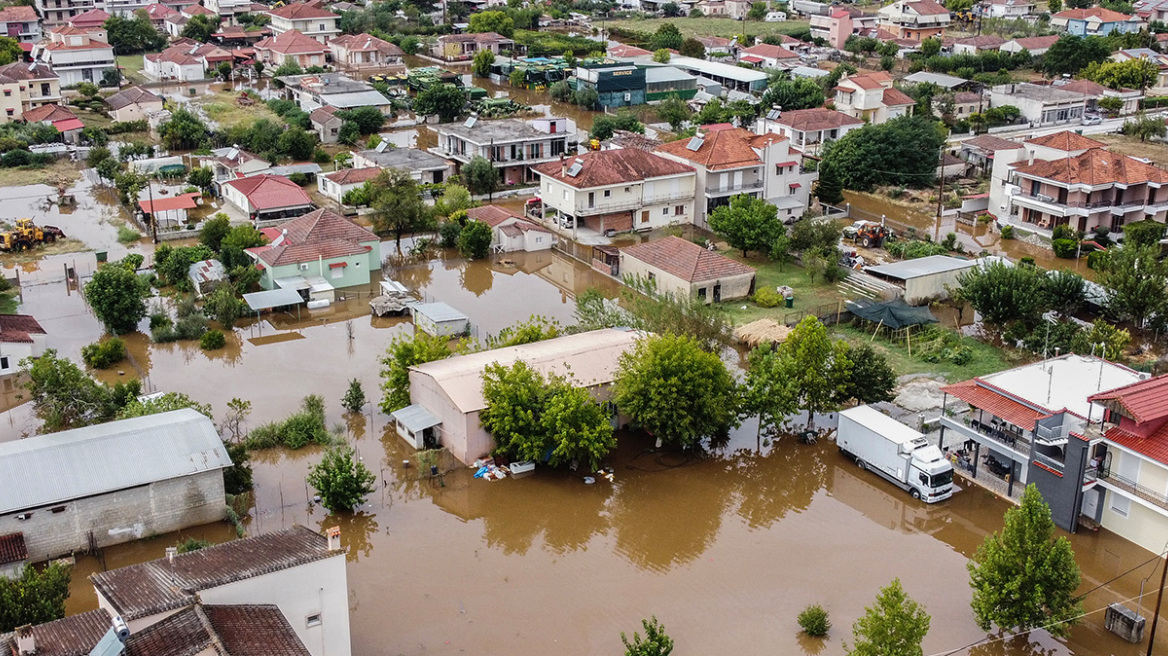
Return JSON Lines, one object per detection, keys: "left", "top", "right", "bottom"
{"left": 679, "top": 37, "right": 705, "bottom": 58}
{"left": 338, "top": 106, "right": 386, "bottom": 134}
{"left": 159, "top": 107, "right": 210, "bottom": 151}
{"left": 762, "top": 77, "right": 826, "bottom": 111}
{"left": 204, "top": 284, "right": 246, "bottom": 329}
{"left": 622, "top": 617, "right": 673, "bottom": 656}
{"left": 462, "top": 155, "right": 499, "bottom": 201}
{"left": 509, "top": 68, "right": 526, "bottom": 88}
{"left": 955, "top": 260, "right": 1047, "bottom": 328}
{"left": 920, "top": 37, "right": 941, "bottom": 57}
{"left": 457, "top": 219, "right": 493, "bottom": 259}
{"left": 77, "top": 81, "right": 100, "bottom": 98}
{"left": 576, "top": 278, "right": 731, "bottom": 350}
{"left": 652, "top": 48, "right": 671, "bottom": 63}
{"left": 1042, "top": 35, "right": 1112, "bottom": 76}
{"left": 368, "top": 168, "right": 434, "bottom": 249}
{"left": 1042, "top": 269, "right": 1086, "bottom": 318}
{"left": 481, "top": 361, "right": 548, "bottom": 461}
{"left": 613, "top": 333, "right": 739, "bottom": 448}
{"left": 589, "top": 112, "right": 644, "bottom": 140}
{"left": 342, "top": 378, "right": 366, "bottom": 413}
{"left": 0, "top": 36, "right": 21, "bottom": 66}
{"left": 821, "top": 115, "right": 945, "bottom": 191}
{"left": 841, "top": 344, "right": 897, "bottom": 405}
{"left": 1121, "top": 218, "right": 1166, "bottom": 247}
{"left": 0, "top": 562, "right": 71, "bottom": 632}
{"left": 655, "top": 95, "right": 691, "bottom": 132}
{"left": 188, "top": 166, "right": 215, "bottom": 193}
{"left": 1071, "top": 318, "right": 1131, "bottom": 361}
{"left": 708, "top": 194, "right": 782, "bottom": 257}
{"left": 1081, "top": 57, "right": 1159, "bottom": 90}
{"left": 846, "top": 579, "right": 931, "bottom": 656}
{"left": 541, "top": 380, "right": 616, "bottom": 470}
{"left": 472, "top": 48, "right": 496, "bottom": 76}
{"left": 379, "top": 331, "right": 452, "bottom": 412}
{"left": 97, "top": 157, "right": 121, "bottom": 183}
{"left": 104, "top": 14, "right": 166, "bottom": 54}
{"left": 773, "top": 316, "right": 852, "bottom": 430}
{"left": 468, "top": 9, "right": 515, "bottom": 37}
{"left": 277, "top": 125, "right": 316, "bottom": 161}
{"left": 748, "top": 0, "right": 768, "bottom": 19}
{"left": 744, "top": 344, "right": 797, "bottom": 439}
{"left": 273, "top": 59, "right": 303, "bottom": 77}
{"left": 308, "top": 445, "right": 376, "bottom": 513}
{"left": 85, "top": 263, "right": 147, "bottom": 334}
{"left": 181, "top": 13, "right": 221, "bottom": 41}
{"left": 21, "top": 350, "right": 140, "bottom": 431}
{"left": 1121, "top": 113, "right": 1168, "bottom": 141}
{"left": 116, "top": 391, "right": 212, "bottom": 419}
{"left": 1098, "top": 243, "right": 1168, "bottom": 328}
{"left": 199, "top": 212, "right": 231, "bottom": 252}
{"left": 223, "top": 441, "right": 254, "bottom": 494}
{"left": 968, "top": 484, "right": 1082, "bottom": 637}
{"left": 649, "top": 22, "right": 683, "bottom": 50}
{"left": 815, "top": 161, "right": 845, "bottom": 204}
{"left": 413, "top": 84, "right": 466, "bottom": 122}
{"left": 1048, "top": 0, "right": 1062, "bottom": 11}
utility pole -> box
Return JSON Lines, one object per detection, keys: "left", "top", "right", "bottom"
{"left": 1146, "top": 549, "right": 1168, "bottom": 656}
{"left": 934, "top": 147, "right": 944, "bottom": 242}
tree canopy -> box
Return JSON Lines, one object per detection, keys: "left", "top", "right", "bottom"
{"left": 104, "top": 14, "right": 167, "bottom": 54}
{"left": 414, "top": 84, "right": 466, "bottom": 122}
{"left": 649, "top": 22, "right": 683, "bottom": 50}
{"left": 468, "top": 10, "right": 514, "bottom": 37}
{"left": 955, "top": 260, "right": 1047, "bottom": 329}
{"left": 462, "top": 155, "right": 499, "bottom": 200}
{"left": 368, "top": 168, "right": 435, "bottom": 248}
{"left": 846, "top": 579, "right": 931, "bottom": 656}
{"left": 1098, "top": 243, "right": 1168, "bottom": 328}
{"left": 308, "top": 445, "right": 376, "bottom": 513}
{"left": 708, "top": 194, "right": 783, "bottom": 257}
{"left": 0, "top": 562, "right": 71, "bottom": 632}
{"left": 85, "top": 263, "right": 147, "bottom": 334}
{"left": 379, "top": 331, "right": 452, "bottom": 412}
{"left": 1042, "top": 35, "right": 1112, "bottom": 76}
{"left": 762, "top": 76, "right": 826, "bottom": 112}
{"left": 821, "top": 116, "right": 944, "bottom": 191}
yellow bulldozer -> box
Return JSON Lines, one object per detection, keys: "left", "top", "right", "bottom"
{"left": 0, "top": 218, "right": 66, "bottom": 252}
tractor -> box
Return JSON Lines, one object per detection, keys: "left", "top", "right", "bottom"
{"left": 844, "top": 221, "right": 891, "bottom": 248}
{"left": 0, "top": 218, "right": 66, "bottom": 251}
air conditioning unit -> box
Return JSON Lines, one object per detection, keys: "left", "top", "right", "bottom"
{"left": 299, "top": 263, "right": 309, "bottom": 271}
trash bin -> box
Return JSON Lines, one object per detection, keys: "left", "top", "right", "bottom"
{"left": 95, "top": 251, "right": 107, "bottom": 263}
{"left": 785, "top": 297, "right": 793, "bottom": 308}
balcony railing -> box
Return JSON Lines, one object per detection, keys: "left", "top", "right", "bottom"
{"left": 706, "top": 180, "right": 765, "bottom": 197}
{"left": 643, "top": 191, "right": 695, "bottom": 205}
{"left": 941, "top": 414, "right": 1032, "bottom": 459}
{"left": 1033, "top": 451, "right": 1065, "bottom": 473}
{"left": 1083, "top": 466, "right": 1098, "bottom": 484}
{"left": 1099, "top": 468, "right": 1168, "bottom": 513}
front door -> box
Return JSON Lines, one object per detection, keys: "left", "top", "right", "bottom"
{"left": 1081, "top": 487, "right": 1101, "bottom": 519}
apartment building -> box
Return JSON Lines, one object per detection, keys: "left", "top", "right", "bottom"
{"left": 989, "top": 82, "right": 1089, "bottom": 126}
{"left": 35, "top": 0, "right": 96, "bottom": 29}
{"left": 877, "top": 0, "right": 951, "bottom": 40}
{"left": 0, "top": 61, "right": 61, "bottom": 122}
{"left": 268, "top": 1, "right": 340, "bottom": 44}
{"left": 833, "top": 71, "right": 916, "bottom": 124}
{"left": 0, "top": 6, "right": 41, "bottom": 44}
{"left": 431, "top": 116, "right": 570, "bottom": 185}
{"left": 33, "top": 29, "right": 114, "bottom": 87}
{"left": 757, "top": 107, "right": 864, "bottom": 156}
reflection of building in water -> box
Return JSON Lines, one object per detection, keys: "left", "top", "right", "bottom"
{"left": 827, "top": 464, "right": 948, "bottom": 537}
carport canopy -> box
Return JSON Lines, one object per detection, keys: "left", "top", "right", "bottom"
{"left": 243, "top": 288, "right": 305, "bottom": 312}
{"left": 391, "top": 404, "right": 442, "bottom": 433}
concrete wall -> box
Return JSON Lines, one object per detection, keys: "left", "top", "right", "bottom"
{"left": 1, "top": 470, "right": 227, "bottom": 562}
{"left": 407, "top": 370, "right": 476, "bottom": 463}
{"left": 1100, "top": 487, "right": 1168, "bottom": 554}
{"left": 903, "top": 268, "right": 972, "bottom": 304}
{"left": 112, "top": 100, "right": 163, "bottom": 123}
{"left": 620, "top": 254, "right": 754, "bottom": 302}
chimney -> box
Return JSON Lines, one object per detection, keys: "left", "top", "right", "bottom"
{"left": 560, "top": 153, "right": 566, "bottom": 176}
{"left": 15, "top": 625, "right": 34, "bottom": 655}
{"left": 326, "top": 526, "right": 341, "bottom": 551}
{"left": 165, "top": 546, "right": 177, "bottom": 563}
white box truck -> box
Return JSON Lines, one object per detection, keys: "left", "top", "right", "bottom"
{"left": 837, "top": 405, "right": 954, "bottom": 503}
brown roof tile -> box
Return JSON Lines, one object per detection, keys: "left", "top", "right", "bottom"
{"left": 0, "top": 532, "right": 26, "bottom": 564}
{"left": 203, "top": 605, "right": 312, "bottom": 656}
{"left": 90, "top": 526, "right": 336, "bottom": 620}
{"left": 775, "top": 107, "right": 863, "bottom": 132}
{"left": 533, "top": 149, "right": 694, "bottom": 188}
{"left": 329, "top": 32, "right": 403, "bottom": 55}
{"left": 1056, "top": 78, "right": 1111, "bottom": 96}
{"left": 276, "top": 207, "right": 378, "bottom": 244}
{"left": 1025, "top": 130, "right": 1105, "bottom": 152}
{"left": 0, "top": 314, "right": 46, "bottom": 344}
{"left": 882, "top": 87, "right": 916, "bottom": 106}
{"left": 322, "top": 166, "right": 380, "bottom": 186}
{"left": 1054, "top": 6, "right": 1135, "bottom": 20}
{"left": 106, "top": 86, "right": 162, "bottom": 111}
{"left": 740, "top": 43, "right": 799, "bottom": 60}
{"left": 255, "top": 29, "right": 328, "bottom": 55}
{"left": 466, "top": 204, "right": 519, "bottom": 227}
{"left": 963, "top": 134, "right": 1024, "bottom": 152}
{"left": 655, "top": 127, "right": 763, "bottom": 171}
{"left": 902, "top": 0, "right": 951, "bottom": 15}
{"left": 269, "top": 1, "right": 336, "bottom": 19}
{"left": 955, "top": 35, "right": 1005, "bottom": 48}
{"left": 1013, "top": 148, "right": 1168, "bottom": 186}
{"left": 1008, "top": 35, "right": 1059, "bottom": 50}
{"left": 621, "top": 236, "right": 755, "bottom": 283}
{"left": 0, "top": 610, "right": 112, "bottom": 656}
{"left": 256, "top": 239, "right": 370, "bottom": 266}
{"left": 22, "top": 104, "right": 76, "bottom": 124}
{"left": 224, "top": 175, "right": 312, "bottom": 211}
{"left": 0, "top": 6, "right": 37, "bottom": 22}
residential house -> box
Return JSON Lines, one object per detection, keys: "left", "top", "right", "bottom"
{"left": 195, "top": 145, "right": 271, "bottom": 182}
{"left": 938, "top": 354, "right": 1146, "bottom": 536}
{"left": 254, "top": 29, "right": 330, "bottom": 68}
{"left": 36, "top": 0, "right": 97, "bottom": 28}
{"left": 986, "top": 129, "right": 1104, "bottom": 221}
{"left": 351, "top": 147, "right": 452, "bottom": 183}
{"left": 54, "top": 22, "right": 103, "bottom": 45}
{"left": 318, "top": 166, "right": 380, "bottom": 204}
{"left": 139, "top": 191, "right": 202, "bottom": 228}
{"left": 0, "top": 315, "right": 46, "bottom": 375}
{"left": 0, "top": 409, "right": 230, "bottom": 562}
{"left": 144, "top": 42, "right": 233, "bottom": 81}
{"left": 279, "top": 72, "right": 392, "bottom": 113}
{"left": 188, "top": 258, "right": 228, "bottom": 296}
{"left": 833, "top": 71, "right": 916, "bottom": 124}
{"left": 738, "top": 43, "right": 800, "bottom": 69}
{"left": 695, "top": 35, "right": 734, "bottom": 58}
{"left": 936, "top": 90, "right": 985, "bottom": 119}
{"left": 212, "top": 23, "right": 270, "bottom": 45}
{"left": 328, "top": 32, "right": 405, "bottom": 71}
{"left": 982, "top": 0, "right": 1034, "bottom": 19}
{"left": 104, "top": 0, "right": 152, "bottom": 18}
{"left": 999, "top": 34, "right": 1060, "bottom": 55}
{"left": 105, "top": 86, "right": 163, "bottom": 122}
{"left": 608, "top": 43, "right": 652, "bottom": 58}
{"left": 533, "top": 148, "right": 697, "bottom": 234}
{"left": 877, "top": 0, "right": 951, "bottom": 40}
{"left": 23, "top": 102, "right": 82, "bottom": 142}
{"left": 989, "top": 82, "right": 1090, "bottom": 126}
{"left": 959, "top": 133, "right": 1024, "bottom": 171}
{"left": 1087, "top": 374, "right": 1168, "bottom": 554}
{"left": 1053, "top": 77, "right": 1141, "bottom": 115}
{"left": 223, "top": 174, "right": 315, "bottom": 221}
{"left": 811, "top": 8, "right": 879, "bottom": 49}
{"left": 0, "top": 6, "right": 41, "bottom": 44}
{"left": 1051, "top": 7, "right": 1143, "bottom": 35}
{"left": 246, "top": 208, "right": 380, "bottom": 297}
{"left": 466, "top": 204, "right": 553, "bottom": 253}
{"left": 1112, "top": 48, "right": 1168, "bottom": 93}
{"left": 620, "top": 235, "right": 755, "bottom": 302}
{"left": 65, "top": 7, "right": 107, "bottom": 32}
{"left": 0, "top": 533, "right": 26, "bottom": 579}
{"left": 1136, "top": 0, "right": 1168, "bottom": 21}
{"left": 0, "top": 62, "right": 62, "bottom": 123}
{"left": 432, "top": 116, "right": 570, "bottom": 185}
{"left": 143, "top": 3, "right": 177, "bottom": 29}
{"left": 204, "top": 0, "right": 251, "bottom": 23}
{"left": 953, "top": 35, "right": 1006, "bottom": 55}
{"left": 655, "top": 124, "right": 816, "bottom": 226}
{"left": 398, "top": 328, "right": 642, "bottom": 464}
{"left": 163, "top": 3, "right": 217, "bottom": 38}
{"left": 310, "top": 105, "right": 342, "bottom": 143}
{"left": 268, "top": 1, "right": 340, "bottom": 44}
{"left": 33, "top": 29, "right": 115, "bottom": 87}
{"left": 432, "top": 32, "right": 513, "bottom": 62}
{"left": 756, "top": 107, "right": 864, "bottom": 156}
{"left": 91, "top": 525, "right": 352, "bottom": 656}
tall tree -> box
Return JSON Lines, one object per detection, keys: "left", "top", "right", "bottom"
{"left": 744, "top": 345, "right": 797, "bottom": 439}
{"left": 678, "top": 37, "right": 705, "bottom": 58}
{"left": 955, "top": 260, "right": 1047, "bottom": 329}
{"left": 1042, "top": 269, "right": 1086, "bottom": 319}
{"left": 0, "top": 563, "right": 71, "bottom": 632}
{"left": 180, "top": 13, "right": 221, "bottom": 41}
{"left": 770, "top": 316, "right": 852, "bottom": 430}
{"left": 468, "top": 10, "right": 514, "bottom": 37}
{"left": 841, "top": 344, "right": 897, "bottom": 405}
{"left": 655, "top": 94, "right": 691, "bottom": 132}
{"left": 462, "top": 155, "right": 499, "bottom": 201}
{"left": 821, "top": 116, "right": 944, "bottom": 191}
{"left": 368, "top": 169, "right": 434, "bottom": 249}
{"left": 846, "top": 579, "right": 931, "bottom": 656}
{"left": 708, "top": 194, "right": 782, "bottom": 257}
{"left": 968, "top": 484, "right": 1082, "bottom": 637}
{"left": 612, "top": 333, "right": 739, "bottom": 448}
{"left": 762, "top": 77, "right": 826, "bottom": 111}
{"left": 472, "top": 48, "right": 495, "bottom": 77}
{"left": 413, "top": 84, "right": 466, "bottom": 122}
{"left": 1041, "top": 35, "right": 1112, "bottom": 76}
{"left": 1098, "top": 243, "right": 1168, "bottom": 328}
{"left": 815, "top": 161, "right": 845, "bottom": 205}
{"left": 308, "top": 445, "right": 376, "bottom": 513}
{"left": 457, "top": 219, "right": 492, "bottom": 259}
{"left": 85, "top": 263, "right": 147, "bottom": 334}
{"left": 0, "top": 36, "right": 22, "bottom": 66}
{"left": 103, "top": 14, "right": 166, "bottom": 54}
{"left": 649, "top": 23, "right": 683, "bottom": 50}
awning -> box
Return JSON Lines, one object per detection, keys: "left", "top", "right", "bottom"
{"left": 941, "top": 379, "right": 1042, "bottom": 430}
{"left": 740, "top": 55, "right": 764, "bottom": 63}
{"left": 845, "top": 298, "right": 937, "bottom": 330}
{"left": 788, "top": 182, "right": 801, "bottom": 188}
{"left": 390, "top": 404, "right": 442, "bottom": 433}
{"left": 139, "top": 192, "right": 200, "bottom": 214}
{"left": 328, "top": 262, "right": 347, "bottom": 269}
{"left": 243, "top": 288, "right": 305, "bottom": 311}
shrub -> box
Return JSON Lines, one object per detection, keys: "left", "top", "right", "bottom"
{"left": 1051, "top": 238, "right": 1079, "bottom": 259}
{"left": 288, "top": 172, "right": 309, "bottom": 186}
{"left": 176, "top": 537, "right": 212, "bottom": 553}
{"left": 1000, "top": 224, "right": 1014, "bottom": 240}
{"left": 117, "top": 225, "right": 141, "bottom": 243}
{"left": 753, "top": 287, "right": 782, "bottom": 308}
{"left": 200, "top": 329, "right": 226, "bottom": 350}
{"left": 81, "top": 337, "right": 127, "bottom": 369}
{"left": 1020, "top": 256, "right": 1035, "bottom": 266}
{"left": 243, "top": 395, "right": 330, "bottom": 450}
{"left": 1087, "top": 249, "right": 1107, "bottom": 271}
{"left": 798, "top": 605, "right": 831, "bottom": 637}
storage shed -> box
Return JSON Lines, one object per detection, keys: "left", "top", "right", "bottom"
{"left": 864, "top": 255, "right": 979, "bottom": 305}
{"left": 411, "top": 302, "right": 470, "bottom": 338}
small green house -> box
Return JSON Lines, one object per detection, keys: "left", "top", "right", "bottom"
{"left": 248, "top": 209, "right": 382, "bottom": 301}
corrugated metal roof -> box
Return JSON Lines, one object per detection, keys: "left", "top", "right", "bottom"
{"left": 411, "top": 302, "right": 468, "bottom": 323}
{"left": 0, "top": 409, "right": 230, "bottom": 514}
{"left": 865, "top": 255, "right": 978, "bottom": 281}
{"left": 390, "top": 404, "right": 442, "bottom": 433}
{"left": 903, "top": 71, "right": 967, "bottom": 88}
{"left": 244, "top": 288, "right": 305, "bottom": 311}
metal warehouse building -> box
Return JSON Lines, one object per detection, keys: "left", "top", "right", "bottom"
{"left": 0, "top": 409, "right": 232, "bottom": 562}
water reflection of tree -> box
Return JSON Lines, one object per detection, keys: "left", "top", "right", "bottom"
{"left": 319, "top": 511, "right": 379, "bottom": 563}
{"left": 460, "top": 261, "right": 493, "bottom": 297}
{"left": 732, "top": 441, "right": 828, "bottom": 530}
{"left": 388, "top": 258, "right": 433, "bottom": 291}
{"left": 967, "top": 633, "right": 1060, "bottom": 656}
{"left": 480, "top": 476, "right": 613, "bottom": 555}
{"left": 796, "top": 633, "right": 829, "bottom": 656}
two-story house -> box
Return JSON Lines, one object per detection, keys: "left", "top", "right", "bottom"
{"left": 1136, "top": 0, "right": 1168, "bottom": 22}
{"left": 328, "top": 33, "right": 405, "bottom": 71}
{"left": 432, "top": 32, "right": 513, "bottom": 61}
{"left": 0, "top": 6, "right": 41, "bottom": 44}
{"left": 33, "top": 29, "right": 115, "bottom": 87}
{"left": 204, "top": 0, "right": 252, "bottom": 23}
{"left": 268, "top": 1, "right": 339, "bottom": 44}
{"left": 654, "top": 124, "right": 816, "bottom": 227}
{"left": 35, "top": 0, "right": 97, "bottom": 29}
{"left": 757, "top": 107, "right": 864, "bottom": 156}
{"left": 833, "top": 71, "right": 916, "bottom": 124}
{"left": 254, "top": 29, "right": 330, "bottom": 68}
{"left": 877, "top": 0, "right": 951, "bottom": 40}
{"left": 986, "top": 130, "right": 1100, "bottom": 221}
{"left": 1051, "top": 7, "right": 1143, "bottom": 35}
{"left": 0, "top": 61, "right": 61, "bottom": 122}
{"left": 989, "top": 82, "right": 1090, "bottom": 127}
{"left": 982, "top": 0, "right": 1034, "bottom": 19}
{"left": 145, "top": 42, "right": 233, "bottom": 81}
{"left": 246, "top": 208, "right": 381, "bottom": 297}
{"left": 532, "top": 148, "right": 697, "bottom": 235}
{"left": 431, "top": 116, "right": 570, "bottom": 185}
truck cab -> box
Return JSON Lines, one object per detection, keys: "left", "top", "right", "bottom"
{"left": 902, "top": 439, "right": 954, "bottom": 502}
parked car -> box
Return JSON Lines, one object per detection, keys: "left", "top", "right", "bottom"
{"left": 842, "top": 220, "right": 871, "bottom": 238}
{"left": 1081, "top": 114, "right": 1102, "bottom": 126}
{"left": 559, "top": 215, "right": 575, "bottom": 229}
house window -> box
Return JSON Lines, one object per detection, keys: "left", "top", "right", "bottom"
{"left": 647, "top": 272, "right": 655, "bottom": 281}
{"left": 641, "top": 210, "right": 649, "bottom": 223}
{"left": 331, "top": 266, "right": 343, "bottom": 279}
{"left": 306, "top": 614, "right": 322, "bottom": 628}
{"left": 318, "top": 22, "right": 325, "bottom": 30}
{"left": 0, "top": 357, "right": 8, "bottom": 370}
{"left": 661, "top": 207, "right": 668, "bottom": 216}
{"left": 562, "top": 189, "right": 568, "bottom": 200}
{"left": 698, "top": 287, "right": 707, "bottom": 298}
{"left": 2, "top": 90, "right": 9, "bottom": 97}
{"left": 624, "top": 187, "right": 631, "bottom": 193}
{"left": 1110, "top": 494, "right": 1130, "bottom": 517}
{"left": 535, "top": 236, "right": 543, "bottom": 243}
{"left": 3, "top": 109, "right": 10, "bottom": 116}
{"left": 604, "top": 189, "right": 611, "bottom": 198}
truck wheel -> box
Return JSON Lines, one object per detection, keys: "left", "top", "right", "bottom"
{"left": 856, "top": 459, "right": 866, "bottom": 471}
{"left": 911, "top": 489, "right": 921, "bottom": 500}
{"left": 862, "top": 237, "right": 872, "bottom": 247}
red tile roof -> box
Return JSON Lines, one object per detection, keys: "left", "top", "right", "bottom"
{"left": 42, "top": 36, "right": 111, "bottom": 51}
{"left": 1025, "top": 130, "right": 1106, "bottom": 152}
{"left": 776, "top": 107, "right": 863, "bottom": 132}
{"left": 275, "top": 207, "right": 378, "bottom": 244}
{"left": 941, "top": 379, "right": 1043, "bottom": 429}
{"left": 203, "top": 605, "right": 313, "bottom": 656}
{"left": 1090, "top": 375, "right": 1168, "bottom": 424}
{"left": 322, "top": 166, "right": 381, "bottom": 186}
{"left": 106, "top": 86, "right": 162, "bottom": 111}
{"left": 224, "top": 174, "right": 313, "bottom": 211}
{"left": 309, "top": 105, "right": 340, "bottom": 125}
{"left": 533, "top": 149, "right": 694, "bottom": 188}
{"left": 655, "top": 126, "right": 762, "bottom": 171}
{"left": 255, "top": 239, "right": 370, "bottom": 266}
{"left": 269, "top": 1, "right": 336, "bottom": 19}
{"left": 466, "top": 204, "right": 520, "bottom": 227}
{"left": 882, "top": 87, "right": 916, "bottom": 106}
{"left": 741, "top": 43, "right": 799, "bottom": 60}
{"left": 1054, "top": 6, "right": 1136, "bottom": 20}
{"left": 144, "top": 3, "right": 178, "bottom": 20}
{"left": 255, "top": 29, "right": 328, "bottom": 55}
{"left": 1055, "top": 78, "right": 1112, "bottom": 96}
{"left": 0, "top": 314, "right": 46, "bottom": 344}
{"left": 902, "top": 0, "right": 950, "bottom": 15}
{"left": 438, "top": 31, "right": 512, "bottom": 44}
{"left": 139, "top": 192, "right": 200, "bottom": 214}
{"left": 329, "top": 32, "right": 403, "bottom": 55}
{"left": 1007, "top": 35, "right": 1060, "bottom": 51}
{"left": 0, "top": 5, "right": 37, "bottom": 22}
{"left": 0, "top": 532, "right": 26, "bottom": 564}
{"left": 964, "top": 134, "right": 1024, "bottom": 152}
{"left": 955, "top": 35, "right": 1006, "bottom": 48}
{"left": 0, "top": 610, "right": 112, "bottom": 656}
{"left": 23, "top": 103, "right": 76, "bottom": 124}
{"left": 621, "top": 236, "right": 756, "bottom": 283}
{"left": 0, "top": 62, "right": 56, "bottom": 84}
{"left": 609, "top": 43, "right": 652, "bottom": 57}
{"left": 1103, "top": 422, "right": 1168, "bottom": 465}
{"left": 67, "top": 7, "right": 111, "bottom": 27}
{"left": 1012, "top": 148, "right": 1168, "bottom": 186}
